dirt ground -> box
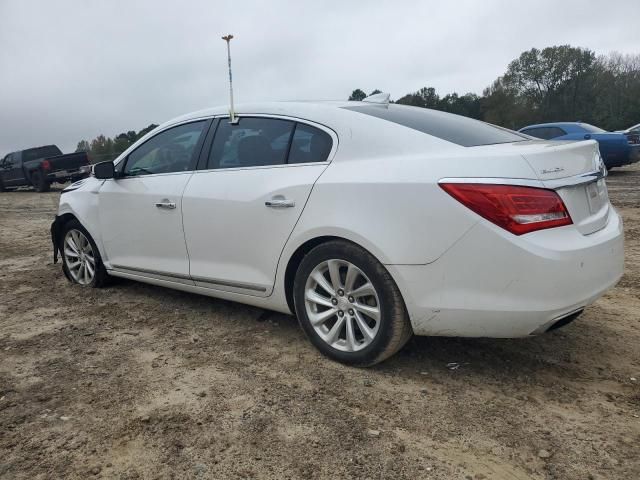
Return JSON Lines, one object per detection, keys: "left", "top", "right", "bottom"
{"left": 1, "top": 166, "right": 639, "bottom": 480}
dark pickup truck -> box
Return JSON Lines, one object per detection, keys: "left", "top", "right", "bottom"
{"left": 0, "top": 145, "right": 90, "bottom": 192}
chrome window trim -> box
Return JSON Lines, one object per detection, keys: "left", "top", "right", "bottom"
{"left": 208, "top": 113, "right": 339, "bottom": 166}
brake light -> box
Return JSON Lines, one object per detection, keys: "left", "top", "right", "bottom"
{"left": 439, "top": 183, "right": 572, "bottom": 235}
{"left": 41, "top": 160, "right": 51, "bottom": 170}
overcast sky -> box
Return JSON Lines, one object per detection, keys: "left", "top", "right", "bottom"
{"left": 1, "top": 0, "right": 639, "bottom": 155}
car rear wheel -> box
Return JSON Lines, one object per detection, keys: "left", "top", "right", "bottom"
{"left": 31, "top": 170, "right": 50, "bottom": 192}
{"left": 293, "top": 240, "right": 412, "bottom": 366}
{"left": 61, "top": 219, "right": 109, "bottom": 287}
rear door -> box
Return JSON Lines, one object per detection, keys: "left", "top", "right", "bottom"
{"left": 98, "top": 120, "right": 210, "bottom": 279}
{"left": 181, "top": 116, "right": 334, "bottom": 296}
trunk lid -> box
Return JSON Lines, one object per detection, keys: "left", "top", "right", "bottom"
{"left": 468, "top": 139, "right": 608, "bottom": 235}
{"left": 517, "top": 140, "right": 608, "bottom": 235}
{"left": 489, "top": 140, "right": 599, "bottom": 180}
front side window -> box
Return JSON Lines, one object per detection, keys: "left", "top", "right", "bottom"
{"left": 207, "top": 117, "right": 295, "bottom": 169}
{"left": 124, "top": 121, "right": 207, "bottom": 176}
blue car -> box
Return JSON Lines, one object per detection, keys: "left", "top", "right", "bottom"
{"left": 519, "top": 122, "right": 639, "bottom": 169}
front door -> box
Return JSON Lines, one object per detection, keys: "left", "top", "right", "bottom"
{"left": 182, "top": 116, "right": 334, "bottom": 295}
{"left": 2, "top": 153, "right": 25, "bottom": 185}
{"left": 98, "top": 120, "right": 210, "bottom": 280}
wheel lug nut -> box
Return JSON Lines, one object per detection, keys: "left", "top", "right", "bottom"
{"left": 337, "top": 289, "right": 344, "bottom": 296}
{"left": 348, "top": 309, "right": 355, "bottom": 316}
{"left": 338, "top": 310, "right": 344, "bottom": 317}
{"left": 331, "top": 298, "right": 338, "bottom": 305}
{"left": 348, "top": 296, "right": 354, "bottom": 303}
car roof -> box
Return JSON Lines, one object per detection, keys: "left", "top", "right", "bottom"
{"left": 165, "top": 100, "right": 355, "bottom": 125}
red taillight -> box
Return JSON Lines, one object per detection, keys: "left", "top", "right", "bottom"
{"left": 41, "top": 159, "right": 51, "bottom": 170}
{"left": 440, "top": 183, "right": 572, "bottom": 235}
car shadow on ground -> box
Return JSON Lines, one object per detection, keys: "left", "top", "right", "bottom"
{"left": 104, "top": 276, "right": 605, "bottom": 386}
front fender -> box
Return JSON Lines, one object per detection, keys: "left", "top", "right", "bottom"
{"left": 55, "top": 177, "right": 106, "bottom": 261}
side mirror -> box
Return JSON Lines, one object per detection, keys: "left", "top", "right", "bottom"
{"left": 584, "top": 134, "right": 591, "bottom": 140}
{"left": 93, "top": 161, "right": 115, "bottom": 179}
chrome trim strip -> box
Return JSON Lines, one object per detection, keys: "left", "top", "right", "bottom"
{"left": 110, "top": 264, "right": 190, "bottom": 279}
{"left": 542, "top": 168, "right": 607, "bottom": 189}
{"left": 109, "top": 264, "right": 267, "bottom": 292}
{"left": 438, "top": 169, "right": 607, "bottom": 190}
{"left": 192, "top": 276, "right": 267, "bottom": 292}
{"left": 438, "top": 177, "right": 544, "bottom": 188}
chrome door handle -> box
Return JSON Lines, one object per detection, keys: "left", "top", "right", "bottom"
{"left": 265, "top": 199, "right": 295, "bottom": 208}
{"left": 155, "top": 201, "right": 176, "bottom": 209}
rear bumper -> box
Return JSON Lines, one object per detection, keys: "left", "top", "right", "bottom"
{"left": 389, "top": 208, "right": 624, "bottom": 338}
{"left": 605, "top": 146, "right": 639, "bottom": 167}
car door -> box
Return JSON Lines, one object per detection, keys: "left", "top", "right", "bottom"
{"left": 181, "top": 116, "right": 335, "bottom": 296}
{"left": 98, "top": 119, "right": 211, "bottom": 281}
{"left": 2, "top": 153, "right": 25, "bottom": 185}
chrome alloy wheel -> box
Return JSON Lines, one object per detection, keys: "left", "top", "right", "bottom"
{"left": 63, "top": 229, "right": 96, "bottom": 285}
{"left": 304, "top": 259, "right": 381, "bottom": 352}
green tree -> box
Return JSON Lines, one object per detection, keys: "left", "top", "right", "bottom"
{"left": 348, "top": 89, "right": 367, "bottom": 101}
{"left": 500, "top": 45, "right": 597, "bottom": 124}
{"left": 397, "top": 87, "right": 440, "bottom": 108}
{"left": 136, "top": 124, "right": 159, "bottom": 139}
{"left": 75, "top": 140, "right": 90, "bottom": 153}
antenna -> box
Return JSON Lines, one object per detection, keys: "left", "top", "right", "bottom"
{"left": 221, "top": 34, "right": 238, "bottom": 124}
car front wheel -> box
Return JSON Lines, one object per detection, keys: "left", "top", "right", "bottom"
{"left": 61, "top": 219, "right": 109, "bottom": 287}
{"left": 293, "top": 240, "right": 412, "bottom": 366}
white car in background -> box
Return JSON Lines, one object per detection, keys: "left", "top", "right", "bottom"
{"left": 51, "top": 96, "right": 624, "bottom": 366}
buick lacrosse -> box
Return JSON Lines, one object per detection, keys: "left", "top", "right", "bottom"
{"left": 51, "top": 96, "right": 624, "bottom": 366}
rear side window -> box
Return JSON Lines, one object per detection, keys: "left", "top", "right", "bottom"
{"left": 522, "top": 127, "right": 566, "bottom": 140}
{"left": 344, "top": 104, "right": 527, "bottom": 147}
{"left": 207, "top": 117, "right": 295, "bottom": 169}
{"left": 288, "top": 123, "right": 333, "bottom": 164}
{"left": 546, "top": 127, "right": 566, "bottom": 139}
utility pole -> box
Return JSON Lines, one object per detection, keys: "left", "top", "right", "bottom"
{"left": 221, "top": 34, "right": 237, "bottom": 124}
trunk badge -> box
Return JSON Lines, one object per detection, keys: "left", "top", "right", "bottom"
{"left": 541, "top": 167, "right": 564, "bottom": 174}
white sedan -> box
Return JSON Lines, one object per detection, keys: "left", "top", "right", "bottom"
{"left": 51, "top": 97, "right": 624, "bottom": 366}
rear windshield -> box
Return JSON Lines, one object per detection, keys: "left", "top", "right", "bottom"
{"left": 22, "top": 145, "right": 62, "bottom": 162}
{"left": 343, "top": 104, "right": 528, "bottom": 147}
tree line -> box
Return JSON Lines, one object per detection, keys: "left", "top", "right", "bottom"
{"left": 75, "top": 124, "right": 158, "bottom": 163}
{"left": 77, "top": 44, "right": 639, "bottom": 163}
{"left": 349, "top": 45, "right": 640, "bottom": 131}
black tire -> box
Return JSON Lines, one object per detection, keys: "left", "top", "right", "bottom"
{"left": 31, "top": 170, "right": 50, "bottom": 192}
{"left": 293, "top": 240, "right": 413, "bottom": 367}
{"left": 60, "top": 219, "right": 109, "bottom": 288}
